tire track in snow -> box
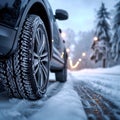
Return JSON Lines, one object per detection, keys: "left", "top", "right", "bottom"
{"left": 74, "top": 81, "right": 120, "bottom": 120}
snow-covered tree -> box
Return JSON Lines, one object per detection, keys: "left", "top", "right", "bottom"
{"left": 91, "top": 3, "right": 111, "bottom": 68}
{"left": 110, "top": 1, "right": 120, "bottom": 62}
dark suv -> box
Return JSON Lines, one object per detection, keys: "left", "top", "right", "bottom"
{"left": 0, "top": 0, "right": 68, "bottom": 100}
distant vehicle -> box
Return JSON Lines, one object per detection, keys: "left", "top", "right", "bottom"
{"left": 0, "top": 0, "right": 68, "bottom": 100}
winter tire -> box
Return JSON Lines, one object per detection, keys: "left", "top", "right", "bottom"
{"left": 0, "top": 15, "right": 50, "bottom": 100}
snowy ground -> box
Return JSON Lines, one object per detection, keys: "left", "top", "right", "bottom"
{"left": 71, "top": 65, "right": 120, "bottom": 108}
{"left": 0, "top": 66, "right": 120, "bottom": 120}
{"left": 70, "top": 65, "right": 120, "bottom": 119}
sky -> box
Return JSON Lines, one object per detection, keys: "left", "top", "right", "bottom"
{"left": 49, "top": 0, "right": 116, "bottom": 33}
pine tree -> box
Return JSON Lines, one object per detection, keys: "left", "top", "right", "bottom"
{"left": 91, "top": 3, "right": 111, "bottom": 68}
{"left": 111, "top": 1, "right": 120, "bottom": 62}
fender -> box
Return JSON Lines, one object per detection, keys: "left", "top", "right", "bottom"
{"left": 0, "top": 0, "right": 52, "bottom": 58}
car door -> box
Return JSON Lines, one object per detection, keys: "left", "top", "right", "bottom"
{"left": 52, "top": 20, "right": 65, "bottom": 61}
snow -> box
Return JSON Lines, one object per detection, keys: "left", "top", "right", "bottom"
{"left": 111, "top": 1, "right": 120, "bottom": 60}
{"left": 0, "top": 65, "right": 120, "bottom": 120}
{"left": 0, "top": 73, "right": 87, "bottom": 120}
{"left": 29, "top": 79, "right": 87, "bottom": 120}
{"left": 72, "top": 65, "right": 120, "bottom": 74}
{"left": 70, "top": 65, "right": 120, "bottom": 107}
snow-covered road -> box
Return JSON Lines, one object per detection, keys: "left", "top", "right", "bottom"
{"left": 0, "top": 66, "right": 120, "bottom": 120}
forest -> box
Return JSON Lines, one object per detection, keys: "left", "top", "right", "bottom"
{"left": 63, "top": 2, "right": 120, "bottom": 70}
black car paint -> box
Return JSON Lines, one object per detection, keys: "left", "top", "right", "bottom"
{"left": 0, "top": 0, "right": 67, "bottom": 70}
{"left": 0, "top": 0, "right": 52, "bottom": 57}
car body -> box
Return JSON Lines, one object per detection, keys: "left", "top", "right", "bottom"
{"left": 0, "top": 0, "right": 68, "bottom": 100}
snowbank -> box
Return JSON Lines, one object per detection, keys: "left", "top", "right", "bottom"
{"left": 30, "top": 79, "right": 87, "bottom": 120}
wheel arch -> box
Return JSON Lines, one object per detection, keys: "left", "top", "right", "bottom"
{"left": 12, "top": 1, "right": 53, "bottom": 59}
{"left": 28, "top": 3, "right": 52, "bottom": 58}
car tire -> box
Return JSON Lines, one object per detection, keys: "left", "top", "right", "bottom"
{"left": 55, "top": 50, "right": 67, "bottom": 82}
{"left": 0, "top": 14, "right": 50, "bottom": 100}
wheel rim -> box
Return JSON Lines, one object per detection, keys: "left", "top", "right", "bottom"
{"left": 33, "top": 26, "right": 49, "bottom": 92}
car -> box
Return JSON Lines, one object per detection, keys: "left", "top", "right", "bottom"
{"left": 0, "top": 0, "right": 68, "bottom": 100}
